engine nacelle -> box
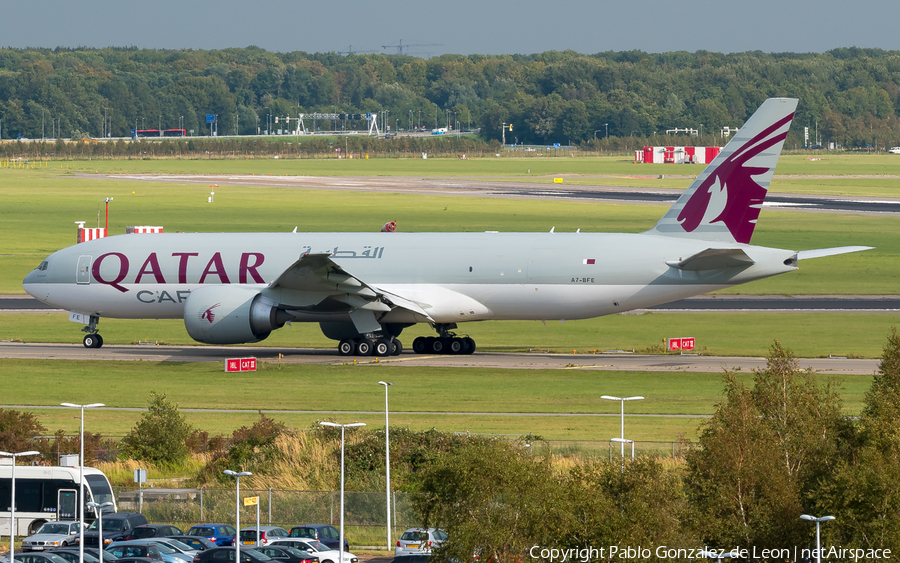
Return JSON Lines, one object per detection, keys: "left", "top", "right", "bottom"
{"left": 184, "top": 286, "right": 286, "bottom": 344}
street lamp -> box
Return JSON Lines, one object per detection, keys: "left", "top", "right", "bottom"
{"left": 224, "top": 470, "right": 252, "bottom": 563}
{"left": 0, "top": 450, "right": 39, "bottom": 557}
{"left": 377, "top": 382, "right": 394, "bottom": 550}
{"left": 601, "top": 395, "right": 644, "bottom": 460}
{"left": 86, "top": 501, "right": 114, "bottom": 563}
{"left": 60, "top": 402, "right": 104, "bottom": 563}
{"left": 800, "top": 514, "right": 835, "bottom": 563}
{"left": 320, "top": 422, "right": 366, "bottom": 563}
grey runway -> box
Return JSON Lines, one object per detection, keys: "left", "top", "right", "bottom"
{"left": 0, "top": 342, "right": 879, "bottom": 375}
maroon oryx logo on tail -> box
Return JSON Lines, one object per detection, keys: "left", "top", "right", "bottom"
{"left": 201, "top": 303, "right": 221, "bottom": 324}
{"left": 677, "top": 112, "right": 794, "bottom": 244}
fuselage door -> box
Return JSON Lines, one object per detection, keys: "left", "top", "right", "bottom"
{"left": 76, "top": 255, "right": 92, "bottom": 285}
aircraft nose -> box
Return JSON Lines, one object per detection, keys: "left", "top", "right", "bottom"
{"left": 23, "top": 270, "right": 40, "bottom": 297}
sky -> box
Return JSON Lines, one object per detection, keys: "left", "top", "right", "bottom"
{"left": 3, "top": 0, "right": 900, "bottom": 56}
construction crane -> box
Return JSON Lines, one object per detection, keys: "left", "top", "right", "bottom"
{"left": 381, "top": 39, "right": 443, "bottom": 55}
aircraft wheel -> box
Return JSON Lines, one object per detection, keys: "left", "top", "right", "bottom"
{"left": 83, "top": 334, "right": 99, "bottom": 348}
{"left": 431, "top": 337, "right": 447, "bottom": 354}
{"left": 373, "top": 338, "right": 391, "bottom": 357}
{"left": 463, "top": 337, "right": 476, "bottom": 354}
{"left": 412, "top": 337, "right": 427, "bottom": 354}
{"left": 337, "top": 339, "right": 355, "bottom": 356}
{"left": 355, "top": 338, "right": 374, "bottom": 356}
{"left": 391, "top": 339, "right": 403, "bottom": 356}
{"left": 449, "top": 338, "right": 463, "bottom": 354}
{"left": 424, "top": 336, "right": 436, "bottom": 353}
{"left": 96, "top": 334, "right": 104, "bottom": 348}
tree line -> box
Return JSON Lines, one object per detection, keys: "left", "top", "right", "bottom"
{"left": 1, "top": 46, "right": 899, "bottom": 149}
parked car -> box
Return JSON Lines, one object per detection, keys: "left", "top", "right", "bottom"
{"left": 50, "top": 547, "right": 126, "bottom": 563}
{"left": 287, "top": 526, "right": 348, "bottom": 552}
{"left": 22, "top": 521, "right": 84, "bottom": 551}
{"left": 390, "top": 556, "right": 432, "bottom": 563}
{"left": 78, "top": 512, "right": 149, "bottom": 547}
{"left": 107, "top": 539, "right": 192, "bottom": 563}
{"left": 889, "top": 147, "right": 900, "bottom": 154}
{"left": 0, "top": 553, "right": 73, "bottom": 563}
{"left": 45, "top": 549, "right": 102, "bottom": 563}
{"left": 394, "top": 528, "right": 447, "bottom": 556}
{"left": 187, "top": 524, "right": 236, "bottom": 547}
{"left": 249, "top": 546, "right": 318, "bottom": 563}
{"left": 267, "top": 540, "right": 358, "bottom": 563}
{"left": 127, "top": 525, "right": 185, "bottom": 541}
{"left": 50, "top": 546, "right": 151, "bottom": 563}
{"left": 168, "top": 537, "right": 219, "bottom": 551}
{"left": 146, "top": 538, "right": 200, "bottom": 558}
{"left": 239, "top": 527, "right": 289, "bottom": 547}
{"left": 190, "top": 547, "right": 274, "bottom": 563}
{"left": 47, "top": 548, "right": 151, "bottom": 563}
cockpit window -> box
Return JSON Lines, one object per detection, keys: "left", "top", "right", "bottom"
{"left": 35, "top": 261, "right": 49, "bottom": 271}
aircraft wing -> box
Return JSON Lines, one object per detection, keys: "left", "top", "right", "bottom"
{"left": 267, "top": 253, "right": 434, "bottom": 326}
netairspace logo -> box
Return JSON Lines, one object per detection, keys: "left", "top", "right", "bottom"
{"left": 529, "top": 545, "right": 893, "bottom": 561}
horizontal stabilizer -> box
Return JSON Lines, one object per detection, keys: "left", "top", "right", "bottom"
{"left": 666, "top": 248, "right": 755, "bottom": 271}
{"left": 797, "top": 246, "right": 874, "bottom": 260}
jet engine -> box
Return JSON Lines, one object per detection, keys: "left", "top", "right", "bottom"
{"left": 184, "top": 286, "right": 290, "bottom": 344}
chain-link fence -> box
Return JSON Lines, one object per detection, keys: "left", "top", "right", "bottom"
{"left": 112, "top": 487, "right": 416, "bottom": 547}
{"left": 541, "top": 439, "right": 697, "bottom": 459}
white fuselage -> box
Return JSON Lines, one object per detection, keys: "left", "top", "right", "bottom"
{"left": 23, "top": 231, "right": 798, "bottom": 325}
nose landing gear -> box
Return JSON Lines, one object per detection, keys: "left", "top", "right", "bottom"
{"left": 81, "top": 315, "right": 103, "bottom": 348}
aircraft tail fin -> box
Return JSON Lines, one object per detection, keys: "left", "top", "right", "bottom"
{"left": 649, "top": 97, "right": 798, "bottom": 244}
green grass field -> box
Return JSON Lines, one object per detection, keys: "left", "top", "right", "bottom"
{"left": 0, "top": 357, "right": 875, "bottom": 441}
{"left": 21, "top": 153, "right": 900, "bottom": 180}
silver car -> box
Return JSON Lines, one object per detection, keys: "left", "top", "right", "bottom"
{"left": 394, "top": 528, "right": 447, "bottom": 556}
{"left": 22, "top": 522, "right": 84, "bottom": 551}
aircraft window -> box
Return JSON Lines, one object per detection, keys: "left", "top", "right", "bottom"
{"left": 35, "top": 261, "right": 49, "bottom": 271}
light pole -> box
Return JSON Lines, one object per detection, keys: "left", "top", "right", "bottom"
{"left": 800, "top": 514, "right": 835, "bottom": 563}
{"left": 601, "top": 395, "right": 644, "bottom": 460}
{"left": 86, "top": 501, "right": 114, "bottom": 563}
{"left": 60, "top": 402, "right": 104, "bottom": 563}
{"left": 0, "top": 450, "right": 39, "bottom": 556}
{"left": 224, "top": 470, "right": 252, "bottom": 563}
{"left": 320, "top": 422, "right": 366, "bottom": 563}
{"left": 377, "top": 382, "right": 394, "bottom": 550}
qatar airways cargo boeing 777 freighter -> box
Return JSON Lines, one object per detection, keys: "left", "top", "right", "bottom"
{"left": 23, "top": 98, "right": 871, "bottom": 356}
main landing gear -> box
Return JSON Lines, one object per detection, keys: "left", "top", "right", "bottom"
{"left": 412, "top": 323, "right": 476, "bottom": 355}
{"left": 337, "top": 336, "right": 403, "bottom": 357}
{"left": 81, "top": 315, "right": 103, "bottom": 348}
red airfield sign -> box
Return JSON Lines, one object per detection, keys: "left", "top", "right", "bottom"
{"left": 225, "top": 357, "right": 257, "bottom": 372}
{"left": 668, "top": 337, "right": 695, "bottom": 352}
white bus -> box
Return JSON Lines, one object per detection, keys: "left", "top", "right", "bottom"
{"left": 0, "top": 465, "right": 116, "bottom": 536}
